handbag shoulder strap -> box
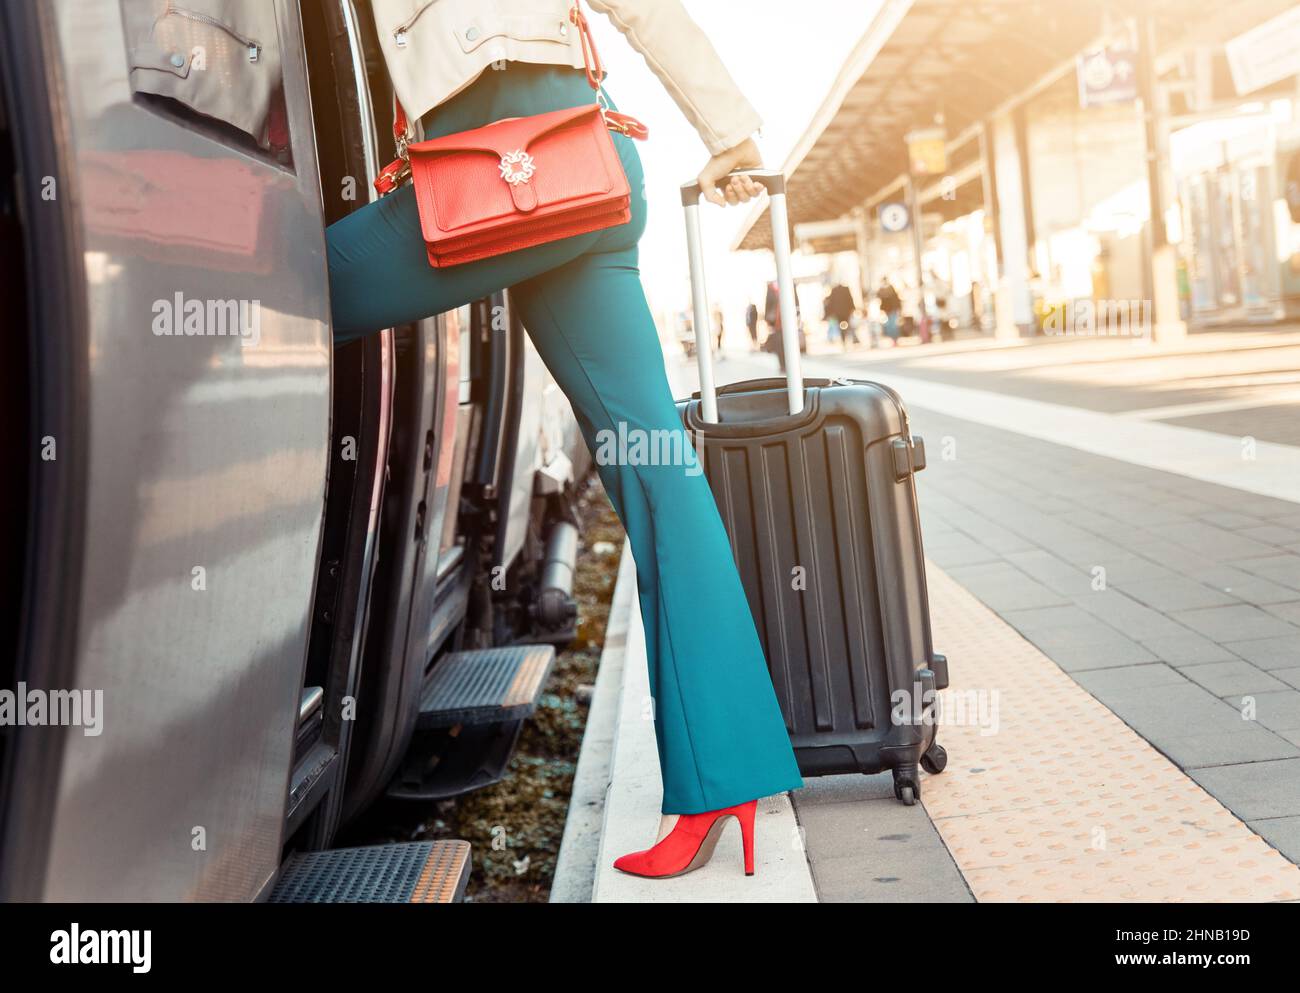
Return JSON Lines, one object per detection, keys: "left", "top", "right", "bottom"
{"left": 376, "top": 0, "right": 645, "bottom": 194}
{"left": 568, "top": 1, "right": 604, "bottom": 93}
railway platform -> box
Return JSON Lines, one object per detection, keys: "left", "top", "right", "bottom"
{"left": 555, "top": 329, "right": 1300, "bottom": 903}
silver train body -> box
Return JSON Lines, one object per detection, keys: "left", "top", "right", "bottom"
{"left": 0, "top": 0, "right": 591, "bottom": 901}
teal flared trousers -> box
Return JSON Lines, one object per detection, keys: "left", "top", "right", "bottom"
{"left": 327, "top": 65, "right": 802, "bottom": 814}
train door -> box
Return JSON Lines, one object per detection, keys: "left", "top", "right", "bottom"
{"left": 0, "top": 0, "right": 331, "bottom": 900}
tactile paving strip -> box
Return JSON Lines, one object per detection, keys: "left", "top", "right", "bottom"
{"left": 922, "top": 564, "right": 1300, "bottom": 902}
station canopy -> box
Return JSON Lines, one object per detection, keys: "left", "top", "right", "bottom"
{"left": 735, "top": 0, "right": 1295, "bottom": 252}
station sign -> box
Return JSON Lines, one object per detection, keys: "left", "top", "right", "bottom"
{"left": 905, "top": 127, "right": 947, "bottom": 176}
{"left": 1226, "top": 6, "right": 1300, "bottom": 95}
{"left": 1076, "top": 43, "right": 1137, "bottom": 108}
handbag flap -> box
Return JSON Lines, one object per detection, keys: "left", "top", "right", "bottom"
{"left": 408, "top": 103, "right": 623, "bottom": 239}
{"left": 408, "top": 102, "right": 599, "bottom": 158}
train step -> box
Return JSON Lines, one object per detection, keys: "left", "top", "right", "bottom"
{"left": 389, "top": 718, "right": 526, "bottom": 801}
{"left": 269, "top": 840, "right": 471, "bottom": 903}
{"left": 415, "top": 644, "right": 556, "bottom": 729}
{"left": 387, "top": 645, "right": 557, "bottom": 801}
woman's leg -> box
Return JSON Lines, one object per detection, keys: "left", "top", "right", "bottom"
{"left": 510, "top": 244, "right": 804, "bottom": 815}
{"left": 328, "top": 182, "right": 607, "bottom": 343}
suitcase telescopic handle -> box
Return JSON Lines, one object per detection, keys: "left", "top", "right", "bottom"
{"left": 680, "top": 169, "right": 804, "bottom": 423}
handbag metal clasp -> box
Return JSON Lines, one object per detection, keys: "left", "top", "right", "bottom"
{"left": 499, "top": 149, "right": 537, "bottom": 186}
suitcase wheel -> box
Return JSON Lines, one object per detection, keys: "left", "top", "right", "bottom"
{"left": 920, "top": 742, "right": 948, "bottom": 776}
{"left": 893, "top": 765, "right": 920, "bottom": 806}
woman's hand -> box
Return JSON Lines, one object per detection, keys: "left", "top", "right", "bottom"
{"left": 697, "top": 137, "right": 765, "bottom": 207}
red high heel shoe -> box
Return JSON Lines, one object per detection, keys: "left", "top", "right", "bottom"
{"left": 613, "top": 800, "right": 757, "bottom": 878}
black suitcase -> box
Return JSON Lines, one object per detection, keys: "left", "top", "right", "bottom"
{"left": 676, "top": 172, "right": 948, "bottom": 805}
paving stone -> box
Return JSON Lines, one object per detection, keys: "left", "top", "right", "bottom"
{"left": 1158, "top": 498, "right": 1218, "bottom": 517}
{"left": 1221, "top": 690, "right": 1300, "bottom": 733}
{"left": 1248, "top": 817, "right": 1300, "bottom": 863}
{"left": 970, "top": 522, "right": 1039, "bottom": 555}
{"left": 1029, "top": 496, "right": 1080, "bottom": 516}
{"left": 1068, "top": 662, "right": 1185, "bottom": 694}
{"left": 925, "top": 535, "right": 1003, "bottom": 569}
{"left": 1199, "top": 510, "right": 1266, "bottom": 530}
{"left": 1118, "top": 504, "right": 1195, "bottom": 527}
{"left": 1232, "top": 496, "right": 1300, "bottom": 517}
{"left": 1234, "top": 554, "right": 1300, "bottom": 591}
{"left": 999, "top": 603, "right": 1097, "bottom": 633}
{"left": 946, "top": 561, "right": 1068, "bottom": 612}
{"left": 1223, "top": 636, "right": 1300, "bottom": 671}
{"left": 1019, "top": 623, "right": 1158, "bottom": 672}
{"left": 1056, "top": 508, "right": 1127, "bottom": 534}
{"left": 794, "top": 785, "right": 973, "bottom": 903}
{"left": 1187, "top": 565, "right": 1300, "bottom": 605}
{"left": 1113, "top": 576, "right": 1239, "bottom": 612}
{"left": 1273, "top": 668, "right": 1300, "bottom": 690}
{"left": 1179, "top": 661, "right": 1290, "bottom": 696}
{"left": 1172, "top": 605, "right": 1299, "bottom": 642}
{"left": 1150, "top": 727, "right": 1300, "bottom": 768}
{"left": 1003, "top": 549, "right": 1093, "bottom": 597}
{"left": 1071, "top": 679, "right": 1246, "bottom": 738}
{"left": 925, "top": 525, "right": 957, "bottom": 541}
{"left": 1125, "top": 538, "right": 1211, "bottom": 572}
{"left": 1092, "top": 523, "right": 1161, "bottom": 546}
{"left": 1138, "top": 632, "right": 1239, "bottom": 666}
{"left": 1071, "top": 591, "right": 1192, "bottom": 640}
{"left": 1088, "top": 554, "right": 1179, "bottom": 585}
{"left": 1262, "top": 601, "right": 1300, "bottom": 626}
{"left": 922, "top": 528, "right": 978, "bottom": 550}
{"left": 1190, "top": 759, "right": 1300, "bottom": 820}
{"left": 1237, "top": 526, "right": 1300, "bottom": 547}
{"left": 1149, "top": 521, "right": 1276, "bottom": 559}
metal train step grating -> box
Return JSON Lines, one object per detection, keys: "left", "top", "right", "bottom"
{"left": 269, "top": 840, "right": 471, "bottom": 903}
{"left": 416, "top": 644, "right": 556, "bottom": 729}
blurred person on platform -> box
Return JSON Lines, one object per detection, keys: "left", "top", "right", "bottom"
{"left": 824, "top": 281, "right": 858, "bottom": 350}
{"left": 925, "top": 270, "right": 955, "bottom": 342}
{"left": 744, "top": 301, "right": 760, "bottom": 350}
{"left": 822, "top": 287, "right": 839, "bottom": 344}
{"left": 763, "top": 279, "right": 804, "bottom": 373}
{"left": 877, "top": 278, "right": 902, "bottom": 347}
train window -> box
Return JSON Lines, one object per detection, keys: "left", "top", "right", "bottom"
{"left": 120, "top": 0, "right": 292, "bottom": 166}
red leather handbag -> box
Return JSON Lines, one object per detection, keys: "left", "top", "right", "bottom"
{"left": 374, "top": 1, "right": 648, "bottom": 269}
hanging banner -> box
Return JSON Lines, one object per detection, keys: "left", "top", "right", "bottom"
{"left": 1076, "top": 43, "right": 1138, "bottom": 108}
{"left": 905, "top": 127, "right": 947, "bottom": 176}
{"left": 1226, "top": 6, "right": 1300, "bottom": 96}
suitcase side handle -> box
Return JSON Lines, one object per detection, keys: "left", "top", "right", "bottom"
{"left": 681, "top": 169, "right": 804, "bottom": 423}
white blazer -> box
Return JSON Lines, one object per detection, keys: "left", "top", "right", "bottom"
{"left": 369, "top": 0, "right": 763, "bottom": 155}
